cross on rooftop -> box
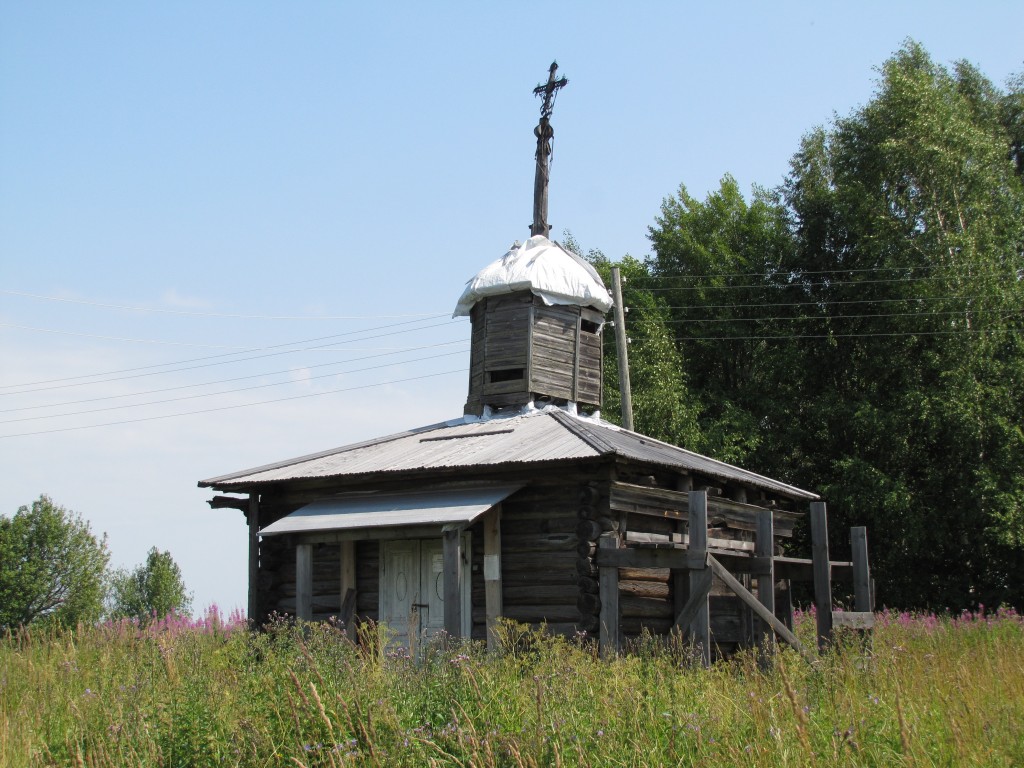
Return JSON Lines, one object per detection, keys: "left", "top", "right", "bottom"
{"left": 531, "top": 62, "right": 568, "bottom": 238}
{"left": 534, "top": 61, "right": 568, "bottom": 119}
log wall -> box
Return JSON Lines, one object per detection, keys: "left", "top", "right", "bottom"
{"left": 249, "top": 460, "right": 804, "bottom": 659}
{"left": 464, "top": 293, "right": 604, "bottom": 415}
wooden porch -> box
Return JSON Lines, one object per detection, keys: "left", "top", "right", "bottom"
{"left": 594, "top": 487, "right": 874, "bottom": 664}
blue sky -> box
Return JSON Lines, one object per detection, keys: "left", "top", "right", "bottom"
{"left": 1, "top": 2, "right": 1020, "bottom": 613}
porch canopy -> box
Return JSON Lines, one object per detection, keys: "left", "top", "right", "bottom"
{"left": 260, "top": 485, "right": 521, "bottom": 538}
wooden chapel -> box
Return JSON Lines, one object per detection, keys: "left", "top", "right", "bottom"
{"left": 200, "top": 64, "right": 872, "bottom": 662}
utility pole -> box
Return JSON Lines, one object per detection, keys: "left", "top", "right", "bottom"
{"left": 530, "top": 62, "right": 568, "bottom": 238}
{"left": 611, "top": 266, "right": 634, "bottom": 430}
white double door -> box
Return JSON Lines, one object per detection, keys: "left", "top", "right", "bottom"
{"left": 380, "top": 537, "right": 471, "bottom": 647}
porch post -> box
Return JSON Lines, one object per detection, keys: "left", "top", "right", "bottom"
{"left": 755, "top": 508, "right": 776, "bottom": 665}
{"left": 247, "top": 494, "right": 260, "bottom": 625}
{"left": 598, "top": 532, "right": 621, "bottom": 657}
{"left": 296, "top": 543, "right": 313, "bottom": 621}
{"left": 443, "top": 528, "right": 463, "bottom": 640}
{"left": 851, "top": 526, "right": 872, "bottom": 613}
{"left": 483, "top": 505, "right": 503, "bottom": 651}
{"left": 810, "top": 502, "right": 833, "bottom": 651}
{"left": 688, "top": 490, "right": 711, "bottom": 667}
{"left": 340, "top": 540, "right": 356, "bottom": 640}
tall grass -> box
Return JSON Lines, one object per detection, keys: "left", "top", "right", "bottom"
{"left": 2, "top": 606, "right": 1021, "bottom": 766}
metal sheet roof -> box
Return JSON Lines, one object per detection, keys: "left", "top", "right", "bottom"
{"left": 549, "top": 411, "right": 818, "bottom": 500}
{"left": 201, "top": 412, "right": 597, "bottom": 487}
{"left": 200, "top": 409, "right": 817, "bottom": 501}
{"left": 260, "top": 485, "right": 521, "bottom": 537}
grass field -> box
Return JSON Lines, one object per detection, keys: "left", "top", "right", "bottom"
{"left": 2, "top": 606, "right": 1022, "bottom": 767}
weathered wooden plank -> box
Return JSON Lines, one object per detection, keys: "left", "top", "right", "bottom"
{"left": 296, "top": 543, "right": 313, "bottom": 622}
{"left": 209, "top": 495, "right": 248, "bottom": 511}
{"left": 688, "top": 491, "right": 710, "bottom": 667}
{"left": 503, "top": 584, "right": 579, "bottom": 602}
{"left": 598, "top": 534, "right": 621, "bottom": 657}
{"left": 502, "top": 551, "right": 577, "bottom": 571}
{"left": 275, "top": 597, "right": 346, "bottom": 614}
{"left": 832, "top": 611, "right": 875, "bottom": 629}
{"left": 340, "top": 588, "right": 356, "bottom": 633}
{"left": 618, "top": 580, "right": 670, "bottom": 599}
{"left": 339, "top": 540, "right": 356, "bottom": 640}
{"left": 502, "top": 532, "right": 576, "bottom": 552}
{"left": 810, "top": 502, "right": 833, "bottom": 652}
{"left": 610, "top": 482, "right": 799, "bottom": 537}
{"left": 620, "top": 594, "right": 673, "bottom": 619}
{"left": 621, "top": 617, "right": 674, "bottom": 636}
{"left": 484, "top": 505, "right": 503, "bottom": 651}
{"left": 500, "top": 605, "right": 581, "bottom": 623}
{"left": 755, "top": 509, "right": 775, "bottom": 661}
{"left": 851, "top": 526, "right": 872, "bottom": 612}
{"left": 248, "top": 494, "right": 260, "bottom": 623}
{"left": 443, "top": 529, "right": 462, "bottom": 640}
{"left": 772, "top": 556, "right": 853, "bottom": 580}
{"left": 596, "top": 547, "right": 707, "bottom": 570}
{"left": 483, "top": 379, "right": 529, "bottom": 396}
{"left": 706, "top": 555, "right": 811, "bottom": 662}
{"left": 672, "top": 569, "right": 712, "bottom": 635}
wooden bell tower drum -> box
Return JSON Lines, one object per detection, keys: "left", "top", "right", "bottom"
{"left": 464, "top": 291, "right": 603, "bottom": 416}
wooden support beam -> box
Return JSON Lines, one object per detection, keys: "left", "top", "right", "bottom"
{"left": 755, "top": 509, "right": 776, "bottom": 663}
{"left": 247, "top": 494, "right": 259, "bottom": 624}
{"left": 851, "top": 526, "right": 872, "bottom": 612}
{"left": 340, "top": 588, "right": 356, "bottom": 631}
{"left": 832, "top": 611, "right": 875, "bottom": 629}
{"left": 609, "top": 481, "right": 800, "bottom": 537}
{"left": 484, "top": 505, "right": 504, "bottom": 651}
{"left": 210, "top": 495, "right": 249, "bottom": 511}
{"left": 778, "top": 579, "right": 794, "bottom": 631}
{"left": 688, "top": 491, "right": 710, "bottom": 668}
{"left": 611, "top": 266, "right": 634, "bottom": 431}
{"left": 296, "top": 543, "right": 312, "bottom": 622}
{"left": 672, "top": 496, "right": 689, "bottom": 630}
{"left": 773, "top": 555, "right": 853, "bottom": 581}
{"left": 598, "top": 533, "right": 621, "bottom": 657}
{"left": 707, "top": 555, "right": 811, "bottom": 663}
{"left": 339, "top": 540, "right": 356, "bottom": 640}
{"left": 810, "top": 502, "right": 833, "bottom": 652}
{"left": 595, "top": 547, "right": 707, "bottom": 570}
{"left": 672, "top": 567, "right": 712, "bottom": 632}
{"left": 443, "top": 529, "right": 463, "bottom": 641}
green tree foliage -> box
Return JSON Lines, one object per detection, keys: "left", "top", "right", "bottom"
{"left": 0, "top": 496, "right": 109, "bottom": 629}
{"left": 108, "top": 547, "right": 192, "bottom": 622}
{"left": 648, "top": 176, "right": 796, "bottom": 464}
{"left": 779, "top": 43, "right": 1024, "bottom": 609}
{"left": 633, "top": 42, "right": 1023, "bottom": 610}
{"left": 562, "top": 234, "right": 701, "bottom": 449}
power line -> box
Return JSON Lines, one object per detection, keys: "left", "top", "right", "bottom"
{"left": 0, "top": 315, "right": 459, "bottom": 388}
{"left": 638, "top": 265, "right": 950, "bottom": 280}
{"left": 0, "top": 340, "right": 469, "bottom": 413}
{"left": 670, "top": 328, "right": 1023, "bottom": 341}
{"left": 0, "top": 289, "right": 450, "bottom": 320}
{"left": 0, "top": 318, "right": 467, "bottom": 395}
{"left": 641, "top": 275, "right": 958, "bottom": 292}
{"left": 652, "top": 295, "right": 984, "bottom": 311}
{"left": 0, "top": 322, "right": 284, "bottom": 350}
{"left": 0, "top": 369, "right": 466, "bottom": 440}
{"left": 0, "top": 348, "right": 469, "bottom": 424}
{"left": 0, "top": 312, "right": 457, "bottom": 351}
{"left": 659, "top": 308, "right": 1019, "bottom": 325}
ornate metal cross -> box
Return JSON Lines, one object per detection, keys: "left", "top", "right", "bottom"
{"left": 531, "top": 61, "right": 568, "bottom": 238}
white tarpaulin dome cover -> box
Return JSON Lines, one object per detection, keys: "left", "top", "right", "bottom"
{"left": 453, "top": 235, "right": 613, "bottom": 317}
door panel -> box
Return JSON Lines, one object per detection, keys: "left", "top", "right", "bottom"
{"left": 420, "top": 541, "right": 446, "bottom": 638}
{"left": 380, "top": 536, "right": 471, "bottom": 647}
{"left": 380, "top": 541, "right": 419, "bottom": 647}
